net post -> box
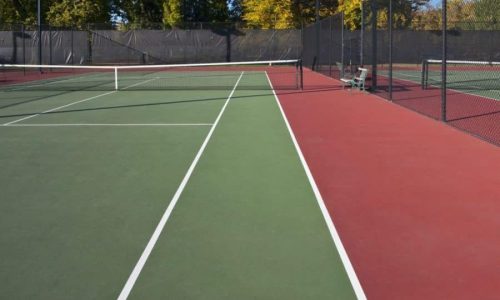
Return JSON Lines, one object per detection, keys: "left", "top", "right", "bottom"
{"left": 298, "top": 59, "right": 304, "bottom": 90}
{"left": 114, "top": 67, "right": 118, "bottom": 90}
{"left": 421, "top": 60, "right": 426, "bottom": 89}
{"left": 441, "top": 0, "right": 447, "bottom": 122}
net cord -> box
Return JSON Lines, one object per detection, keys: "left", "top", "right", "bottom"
{"left": 0, "top": 60, "right": 301, "bottom": 71}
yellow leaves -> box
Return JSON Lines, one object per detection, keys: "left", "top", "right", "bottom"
{"left": 242, "top": 0, "right": 296, "bottom": 29}
{"left": 163, "top": 0, "right": 182, "bottom": 27}
{"left": 338, "top": 0, "right": 362, "bottom": 30}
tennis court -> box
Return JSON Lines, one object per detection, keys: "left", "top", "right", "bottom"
{"left": 0, "top": 62, "right": 363, "bottom": 299}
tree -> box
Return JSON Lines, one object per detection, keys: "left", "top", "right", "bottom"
{"left": 228, "top": 0, "right": 243, "bottom": 21}
{"left": 0, "top": 0, "right": 52, "bottom": 25}
{"left": 182, "top": 0, "right": 229, "bottom": 23}
{"left": 242, "top": 0, "right": 296, "bottom": 29}
{"left": 337, "top": 0, "right": 429, "bottom": 30}
{"left": 337, "top": 0, "right": 362, "bottom": 29}
{"left": 163, "top": 0, "right": 182, "bottom": 27}
{"left": 473, "top": 0, "right": 500, "bottom": 29}
{"left": 46, "top": 0, "right": 110, "bottom": 28}
{"left": 411, "top": 5, "right": 441, "bottom": 30}
{"left": 113, "top": 0, "right": 163, "bottom": 27}
{"left": 446, "top": 0, "right": 475, "bottom": 29}
{"left": 242, "top": 0, "right": 338, "bottom": 29}
{"left": 295, "top": 0, "right": 338, "bottom": 26}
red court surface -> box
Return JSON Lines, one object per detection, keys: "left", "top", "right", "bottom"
{"left": 269, "top": 70, "right": 500, "bottom": 300}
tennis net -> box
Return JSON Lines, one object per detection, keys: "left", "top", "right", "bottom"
{"left": 0, "top": 60, "right": 303, "bottom": 91}
{"left": 422, "top": 59, "right": 500, "bottom": 92}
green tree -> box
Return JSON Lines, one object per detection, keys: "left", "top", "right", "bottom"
{"left": 228, "top": 0, "right": 243, "bottom": 21}
{"left": 473, "top": 0, "right": 500, "bottom": 29}
{"left": 114, "top": 0, "right": 164, "bottom": 27}
{"left": 46, "top": 0, "right": 110, "bottom": 28}
{"left": 0, "top": 0, "right": 52, "bottom": 25}
{"left": 182, "top": 0, "right": 229, "bottom": 23}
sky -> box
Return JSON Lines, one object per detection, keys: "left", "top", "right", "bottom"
{"left": 430, "top": 0, "right": 442, "bottom": 7}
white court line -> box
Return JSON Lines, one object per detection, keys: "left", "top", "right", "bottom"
{"left": 2, "top": 123, "right": 213, "bottom": 127}
{"left": 265, "top": 72, "right": 367, "bottom": 300}
{"left": 2, "top": 91, "right": 116, "bottom": 126}
{"left": 116, "top": 71, "right": 245, "bottom": 300}
{"left": 2, "top": 77, "right": 159, "bottom": 126}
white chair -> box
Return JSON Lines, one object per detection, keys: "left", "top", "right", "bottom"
{"left": 341, "top": 68, "right": 368, "bottom": 92}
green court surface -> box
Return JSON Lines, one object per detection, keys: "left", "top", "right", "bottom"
{"left": 0, "top": 71, "right": 360, "bottom": 299}
{"left": 385, "top": 67, "right": 500, "bottom": 100}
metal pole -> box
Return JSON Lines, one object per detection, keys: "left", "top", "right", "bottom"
{"left": 389, "top": 0, "right": 393, "bottom": 100}
{"left": 371, "top": 0, "right": 378, "bottom": 91}
{"left": 341, "top": 12, "right": 344, "bottom": 78}
{"left": 22, "top": 24, "right": 26, "bottom": 74}
{"left": 315, "top": 0, "right": 320, "bottom": 70}
{"left": 71, "top": 27, "right": 74, "bottom": 65}
{"left": 360, "top": 0, "right": 364, "bottom": 66}
{"left": 441, "top": 0, "right": 447, "bottom": 122}
{"left": 328, "top": 16, "right": 332, "bottom": 77}
{"left": 37, "top": 0, "right": 42, "bottom": 68}
{"left": 300, "top": 21, "right": 304, "bottom": 60}
{"left": 49, "top": 25, "right": 52, "bottom": 66}
{"left": 316, "top": 0, "right": 320, "bottom": 23}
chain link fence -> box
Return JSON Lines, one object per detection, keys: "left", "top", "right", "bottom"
{"left": 302, "top": 0, "right": 499, "bottom": 146}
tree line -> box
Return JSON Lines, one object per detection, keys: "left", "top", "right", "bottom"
{"left": 0, "top": 0, "right": 498, "bottom": 30}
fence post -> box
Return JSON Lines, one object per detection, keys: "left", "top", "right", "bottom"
{"left": 371, "top": 0, "right": 377, "bottom": 91}
{"left": 329, "top": 17, "right": 333, "bottom": 77}
{"left": 341, "top": 12, "right": 345, "bottom": 78}
{"left": 49, "top": 25, "right": 52, "bottom": 66}
{"left": 22, "top": 24, "right": 26, "bottom": 74}
{"left": 87, "top": 24, "right": 92, "bottom": 65}
{"left": 300, "top": 21, "right": 304, "bottom": 61}
{"left": 38, "top": 25, "right": 42, "bottom": 68}
{"left": 315, "top": 0, "right": 320, "bottom": 67}
{"left": 71, "top": 27, "right": 74, "bottom": 65}
{"left": 441, "top": 0, "right": 447, "bottom": 122}
{"left": 360, "top": 1, "right": 364, "bottom": 66}
{"left": 389, "top": 0, "right": 393, "bottom": 100}
{"left": 226, "top": 24, "right": 232, "bottom": 62}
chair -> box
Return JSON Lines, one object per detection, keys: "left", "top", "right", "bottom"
{"left": 341, "top": 68, "right": 368, "bottom": 92}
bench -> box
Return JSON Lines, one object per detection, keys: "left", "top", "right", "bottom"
{"left": 340, "top": 68, "right": 368, "bottom": 92}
